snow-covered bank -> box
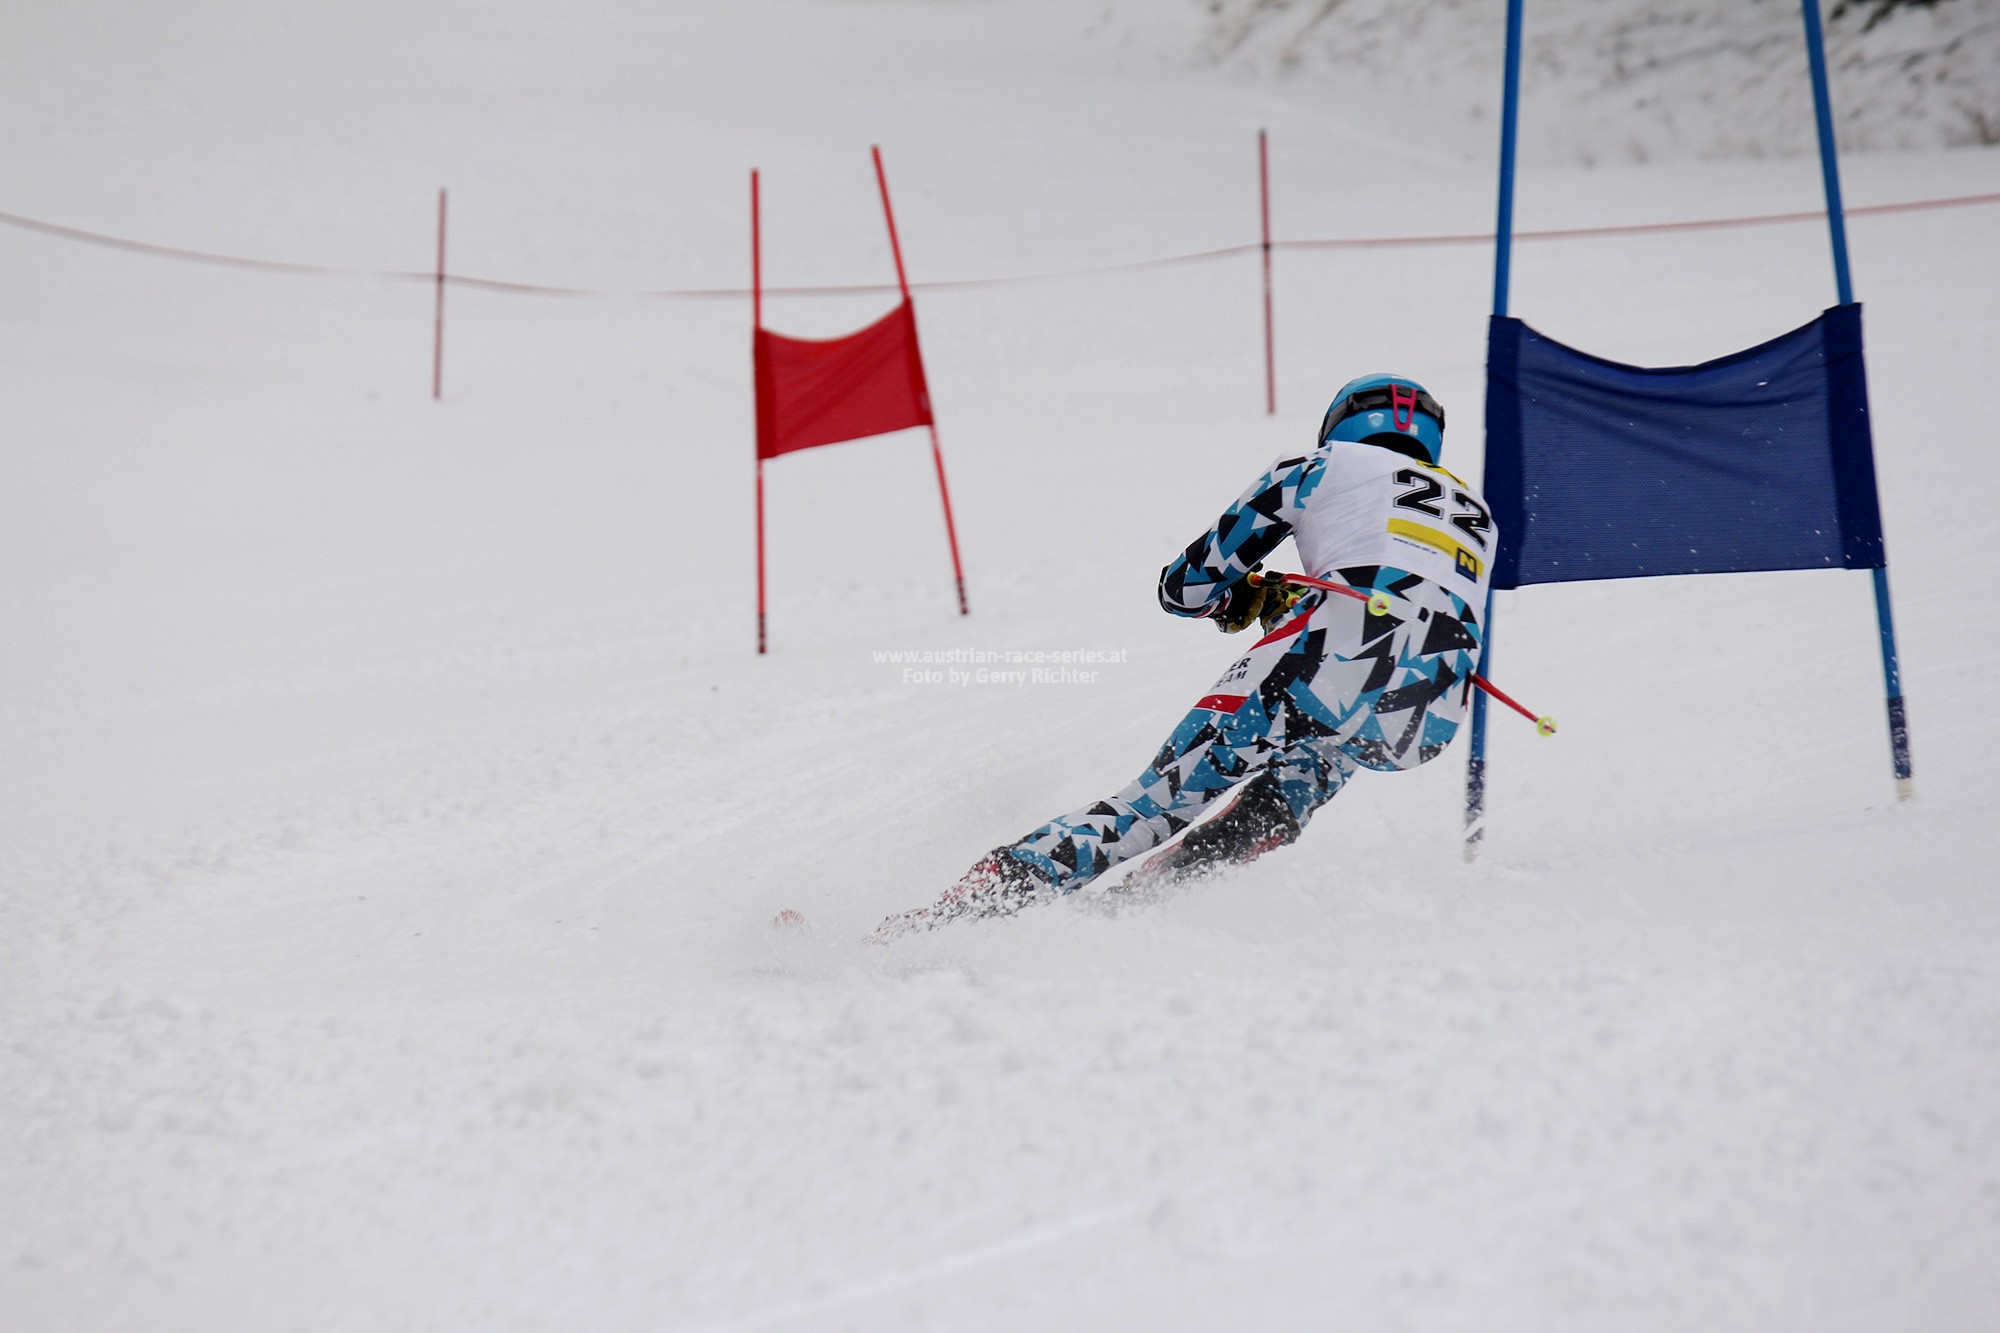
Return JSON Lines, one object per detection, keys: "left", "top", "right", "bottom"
{"left": 4, "top": 2, "right": 1998, "bottom": 1329}
{"left": 1196, "top": 0, "right": 2000, "bottom": 165}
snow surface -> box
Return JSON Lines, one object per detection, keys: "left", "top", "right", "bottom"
{"left": 1200, "top": 0, "right": 2000, "bottom": 165}
{"left": 4, "top": 2, "right": 1999, "bottom": 1329}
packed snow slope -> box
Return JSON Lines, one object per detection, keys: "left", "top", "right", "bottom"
{"left": 1201, "top": 0, "right": 2000, "bottom": 165}
{"left": 4, "top": 2, "right": 1999, "bottom": 1329}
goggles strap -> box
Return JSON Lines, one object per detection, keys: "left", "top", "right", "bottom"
{"left": 1323, "top": 385, "right": 1446, "bottom": 439}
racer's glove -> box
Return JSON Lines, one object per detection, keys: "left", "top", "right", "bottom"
{"left": 1213, "top": 569, "right": 1306, "bottom": 634}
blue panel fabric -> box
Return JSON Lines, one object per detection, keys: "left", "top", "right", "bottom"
{"left": 1485, "top": 304, "right": 1887, "bottom": 589}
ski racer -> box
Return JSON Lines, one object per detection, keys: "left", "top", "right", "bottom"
{"left": 875, "top": 374, "right": 1496, "bottom": 939}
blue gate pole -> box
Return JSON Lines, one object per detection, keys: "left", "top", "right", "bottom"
{"left": 1801, "top": 0, "right": 1854, "bottom": 307}
{"left": 1465, "top": 0, "right": 1527, "bottom": 859}
{"left": 1490, "top": 0, "right": 1525, "bottom": 322}
{"left": 1802, "top": 0, "right": 1914, "bottom": 798}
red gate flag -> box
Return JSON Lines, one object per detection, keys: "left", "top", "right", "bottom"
{"left": 753, "top": 299, "right": 932, "bottom": 458}
{"left": 751, "top": 147, "right": 969, "bottom": 654}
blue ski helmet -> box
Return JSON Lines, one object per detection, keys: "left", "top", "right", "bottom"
{"left": 1318, "top": 373, "right": 1446, "bottom": 465}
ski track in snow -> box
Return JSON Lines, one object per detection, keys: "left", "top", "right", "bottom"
{"left": 3, "top": 2, "right": 1999, "bottom": 1329}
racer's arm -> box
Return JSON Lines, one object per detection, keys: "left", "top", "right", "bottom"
{"left": 1157, "top": 453, "right": 1321, "bottom": 620}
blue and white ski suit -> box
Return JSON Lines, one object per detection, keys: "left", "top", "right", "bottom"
{"left": 1003, "top": 438, "right": 1498, "bottom": 893}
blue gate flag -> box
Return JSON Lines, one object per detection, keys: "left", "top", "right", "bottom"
{"left": 1484, "top": 303, "right": 1887, "bottom": 590}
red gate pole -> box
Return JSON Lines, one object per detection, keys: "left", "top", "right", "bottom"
{"left": 432, "top": 187, "right": 447, "bottom": 400}
{"left": 752, "top": 169, "right": 769, "bottom": 654}
{"left": 925, "top": 424, "right": 969, "bottom": 617}
{"left": 755, "top": 458, "right": 768, "bottom": 654}
{"left": 1259, "top": 131, "right": 1275, "bottom": 416}
{"left": 872, "top": 145, "right": 968, "bottom": 616}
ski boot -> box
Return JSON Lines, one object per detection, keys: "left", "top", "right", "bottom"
{"left": 871, "top": 849, "right": 1053, "bottom": 942}
{"left": 1120, "top": 774, "right": 1300, "bottom": 893}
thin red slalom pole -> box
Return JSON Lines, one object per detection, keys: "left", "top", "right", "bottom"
{"left": 752, "top": 170, "right": 768, "bottom": 653}
{"left": 1259, "top": 130, "right": 1275, "bottom": 415}
{"left": 750, "top": 169, "right": 763, "bottom": 331}
{"left": 1279, "top": 573, "right": 1555, "bottom": 733}
{"left": 755, "top": 459, "right": 768, "bottom": 654}
{"left": 873, "top": 145, "right": 968, "bottom": 616}
{"left": 871, "top": 145, "right": 910, "bottom": 294}
{"left": 432, "top": 187, "right": 447, "bottom": 400}
{"left": 927, "top": 424, "right": 968, "bottom": 615}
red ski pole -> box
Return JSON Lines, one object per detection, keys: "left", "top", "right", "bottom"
{"left": 1470, "top": 672, "right": 1557, "bottom": 736}
{"left": 1276, "top": 573, "right": 1557, "bottom": 736}
{"left": 1280, "top": 571, "right": 1394, "bottom": 616}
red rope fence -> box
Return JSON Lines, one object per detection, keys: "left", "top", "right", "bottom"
{"left": 4, "top": 190, "right": 1996, "bottom": 301}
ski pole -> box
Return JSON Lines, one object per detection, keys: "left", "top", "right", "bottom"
{"left": 1275, "top": 571, "right": 1397, "bottom": 617}
{"left": 1274, "top": 573, "right": 1557, "bottom": 736}
{"left": 1470, "top": 672, "right": 1556, "bottom": 736}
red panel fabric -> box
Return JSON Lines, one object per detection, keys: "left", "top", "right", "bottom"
{"left": 754, "top": 299, "right": 933, "bottom": 459}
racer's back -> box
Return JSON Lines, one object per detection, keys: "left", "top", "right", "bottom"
{"left": 1292, "top": 440, "right": 1496, "bottom": 612}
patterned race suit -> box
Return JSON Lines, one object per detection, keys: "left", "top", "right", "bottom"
{"left": 1003, "top": 438, "right": 1499, "bottom": 896}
